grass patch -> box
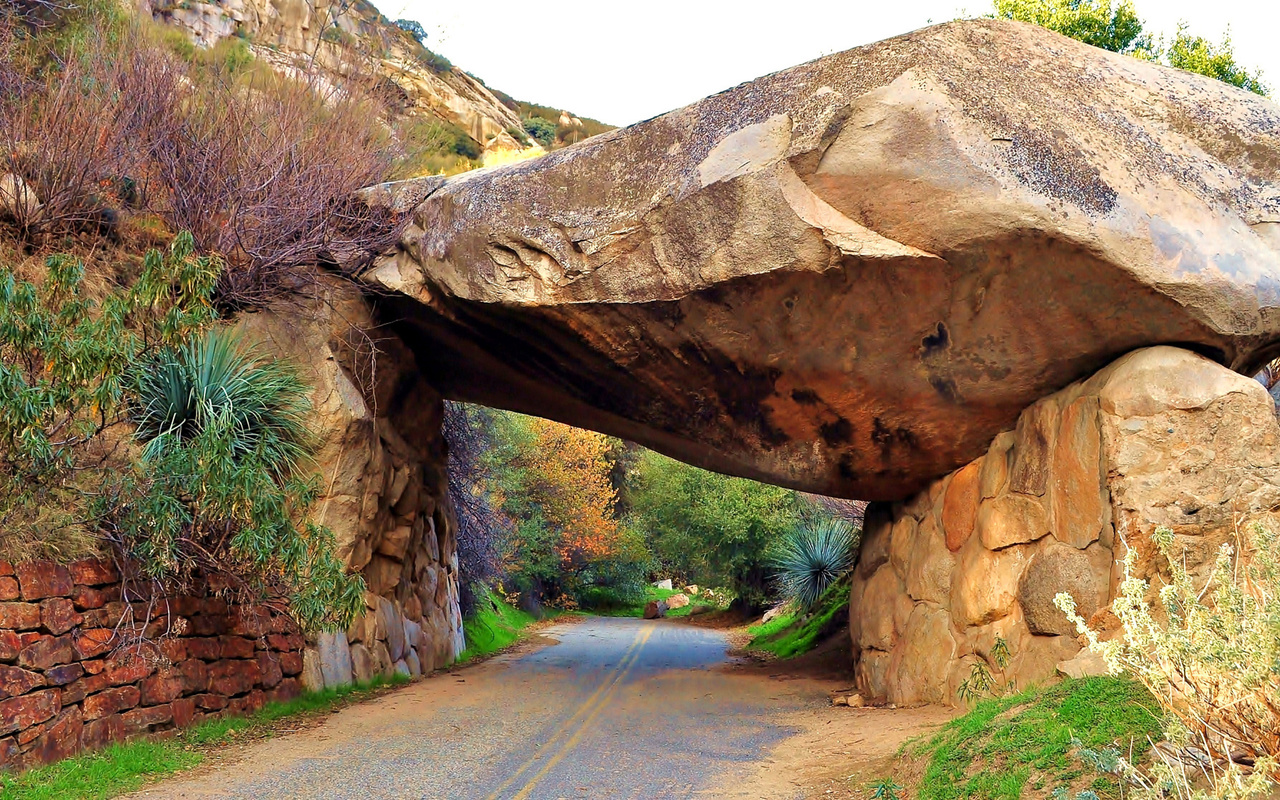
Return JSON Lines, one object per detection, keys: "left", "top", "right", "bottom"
{"left": 0, "top": 675, "right": 409, "bottom": 800}
{"left": 745, "top": 577, "right": 849, "bottom": 659}
{"left": 586, "top": 585, "right": 718, "bottom": 618}
{"left": 909, "top": 676, "right": 1160, "bottom": 800}
{"left": 456, "top": 588, "right": 537, "bottom": 664}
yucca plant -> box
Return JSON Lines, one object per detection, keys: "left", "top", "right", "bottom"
{"left": 133, "top": 329, "right": 311, "bottom": 480}
{"left": 772, "top": 519, "right": 857, "bottom": 610}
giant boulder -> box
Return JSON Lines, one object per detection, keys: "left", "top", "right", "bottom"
{"left": 361, "top": 19, "right": 1280, "bottom": 500}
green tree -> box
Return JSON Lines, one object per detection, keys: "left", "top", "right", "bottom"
{"left": 626, "top": 450, "right": 802, "bottom": 609}
{"left": 1166, "top": 24, "right": 1267, "bottom": 95}
{"left": 992, "top": 0, "right": 1267, "bottom": 95}
{"left": 993, "top": 0, "right": 1150, "bottom": 54}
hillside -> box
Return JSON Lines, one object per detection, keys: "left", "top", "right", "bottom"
{"left": 141, "top": 0, "right": 611, "bottom": 167}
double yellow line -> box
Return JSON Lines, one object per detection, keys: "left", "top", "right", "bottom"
{"left": 486, "top": 623, "right": 656, "bottom": 800}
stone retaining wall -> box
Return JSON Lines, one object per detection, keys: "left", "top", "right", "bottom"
{"left": 0, "top": 285, "right": 469, "bottom": 772}
{"left": 0, "top": 557, "right": 306, "bottom": 771}
{"left": 850, "top": 347, "right": 1280, "bottom": 706}
{"left": 239, "top": 284, "right": 466, "bottom": 692}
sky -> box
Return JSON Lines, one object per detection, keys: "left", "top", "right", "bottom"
{"left": 381, "top": 1, "right": 1279, "bottom": 126}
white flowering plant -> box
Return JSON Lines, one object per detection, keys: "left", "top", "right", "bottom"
{"left": 1055, "top": 524, "right": 1279, "bottom": 799}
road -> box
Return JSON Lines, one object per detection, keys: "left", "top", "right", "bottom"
{"left": 130, "top": 616, "right": 852, "bottom": 800}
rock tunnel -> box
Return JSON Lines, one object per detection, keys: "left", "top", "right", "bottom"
{"left": 301, "top": 17, "right": 1280, "bottom": 704}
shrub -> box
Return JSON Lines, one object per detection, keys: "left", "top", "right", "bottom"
{"left": 394, "top": 18, "right": 427, "bottom": 43}
{"left": 1057, "top": 525, "right": 1280, "bottom": 798}
{"left": 104, "top": 326, "right": 364, "bottom": 632}
{"left": 771, "top": 519, "right": 857, "bottom": 609}
{"left": 0, "top": 235, "right": 362, "bottom": 631}
{"left": 132, "top": 329, "right": 311, "bottom": 480}
{"left": 152, "top": 64, "right": 399, "bottom": 307}
{"left": 522, "top": 116, "right": 556, "bottom": 148}
{"left": 0, "top": 18, "right": 181, "bottom": 240}
{"left": 0, "top": 232, "right": 217, "bottom": 543}
{"left": 0, "top": 10, "right": 403, "bottom": 307}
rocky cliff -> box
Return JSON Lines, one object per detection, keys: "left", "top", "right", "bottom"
{"left": 359, "top": 18, "right": 1280, "bottom": 501}
{"left": 138, "top": 0, "right": 525, "bottom": 152}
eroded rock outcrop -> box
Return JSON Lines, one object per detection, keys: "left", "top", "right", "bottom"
{"left": 142, "top": 0, "right": 525, "bottom": 151}
{"left": 850, "top": 346, "right": 1280, "bottom": 705}
{"left": 363, "top": 18, "right": 1280, "bottom": 500}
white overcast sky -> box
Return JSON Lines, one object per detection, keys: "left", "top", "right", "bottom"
{"left": 379, "top": 1, "right": 1279, "bottom": 126}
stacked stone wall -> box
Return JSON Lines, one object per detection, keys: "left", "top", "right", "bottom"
{"left": 0, "top": 557, "right": 307, "bottom": 771}
{"left": 851, "top": 347, "right": 1280, "bottom": 706}
{"left": 237, "top": 284, "right": 466, "bottom": 692}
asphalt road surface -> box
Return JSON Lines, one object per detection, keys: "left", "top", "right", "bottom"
{"left": 131, "top": 616, "right": 830, "bottom": 800}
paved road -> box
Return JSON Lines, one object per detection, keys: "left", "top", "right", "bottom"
{"left": 133, "top": 617, "right": 829, "bottom": 800}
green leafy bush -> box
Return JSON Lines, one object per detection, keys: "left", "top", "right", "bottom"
{"left": 0, "top": 234, "right": 362, "bottom": 631}
{"left": 1057, "top": 526, "right": 1280, "bottom": 798}
{"left": 0, "top": 232, "right": 216, "bottom": 547}
{"left": 771, "top": 518, "right": 857, "bottom": 609}
{"left": 108, "top": 328, "right": 364, "bottom": 631}
{"left": 522, "top": 116, "right": 557, "bottom": 148}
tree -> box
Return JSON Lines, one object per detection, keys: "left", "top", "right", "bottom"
{"left": 1166, "top": 24, "right": 1267, "bottom": 95}
{"left": 992, "top": 0, "right": 1268, "bottom": 96}
{"left": 626, "top": 451, "right": 803, "bottom": 609}
{"left": 394, "top": 18, "right": 427, "bottom": 44}
{"left": 483, "top": 413, "right": 648, "bottom": 608}
{"left": 993, "top": 0, "right": 1150, "bottom": 54}
{"left": 522, "top": 116, "right": 556, "bottom": 149}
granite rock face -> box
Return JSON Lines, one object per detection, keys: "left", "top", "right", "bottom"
{"left": 850, "top": 347, "right": 1280, "bottom": 706}
{"left": 362, "top": 18, "right": 1280, "bottom": 500}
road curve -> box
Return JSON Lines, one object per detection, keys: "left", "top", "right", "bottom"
{"left": 129, "top": 616, "right": 829, "bottom": 799}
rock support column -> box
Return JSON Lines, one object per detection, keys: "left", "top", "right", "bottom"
{"left": 850, "top": 346, "right": 1280, "bottom": 705}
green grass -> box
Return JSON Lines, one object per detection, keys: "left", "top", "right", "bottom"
{"left": 587, "top": 585, "right": 718, "bottom": 618}
{"left": 911, "top": 676, "right": 1161, "bottom": 800}
{"left": 456, "top": 588, "right": 537, "bottom": 664}
{"left": 745, "top": 577, "right": 849, "bottom": 659}
{"left": 0, "top": 675, "right": 410, "bottom": 800}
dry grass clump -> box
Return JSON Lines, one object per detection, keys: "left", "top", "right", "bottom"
{"left": 0, "top": 3, "right": 404, "bottom": 310}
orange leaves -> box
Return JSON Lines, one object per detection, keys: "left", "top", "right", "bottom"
{"left": 512, "top": 418, "right": 622, "bottom": 566}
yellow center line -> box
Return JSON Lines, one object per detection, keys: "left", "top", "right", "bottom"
{"left": 508, "top": 624, "right": 656, "bottom": 800}
{"left": 484, "top": 625, "right": 649, "bottom": 800}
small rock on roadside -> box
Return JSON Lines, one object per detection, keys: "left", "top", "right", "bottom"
{"left": 643, "top": 600, "right": 668, "bottom": 619}
{"left": 666, "top": 593, "right": 690, "bottom": 610}
{"left": 831, "top": 693, "right": 865, "bottom": 708}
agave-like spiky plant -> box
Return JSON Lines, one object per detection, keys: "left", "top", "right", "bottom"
{"left": 772, "top": 519, "right": 858, "bottom": 610}
{"left": 132, "top": 328, "right": 312, "bottom": 480}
